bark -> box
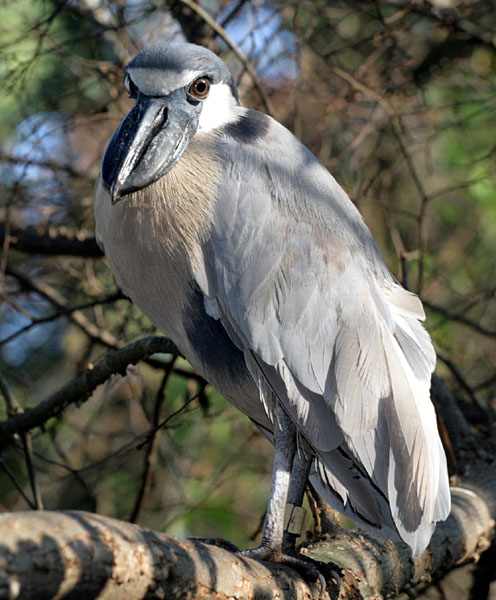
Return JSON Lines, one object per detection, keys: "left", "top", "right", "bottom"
{"left": 0, "top": 463, "right": 495, "bottom": 600}
{"left": 0, "top": 510, "right": 316, "bottom": 600}
{"left": 303, "top": 465, "right": 496, "bottom": 598}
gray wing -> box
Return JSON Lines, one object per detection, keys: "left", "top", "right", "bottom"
{"left": 195, "top": 110, "right": 450, "bottom": 555}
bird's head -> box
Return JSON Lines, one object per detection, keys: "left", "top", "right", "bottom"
{"left": 101, "top": 42, "right": 240, "bottom": 203}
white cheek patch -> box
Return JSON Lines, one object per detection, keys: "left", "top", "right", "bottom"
{"left": 197, "top": 83, "right": 240, "bottom": 133}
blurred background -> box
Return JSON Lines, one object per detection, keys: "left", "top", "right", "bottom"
{"left": 1, "top": 0, "right": 495, "bottom": 597}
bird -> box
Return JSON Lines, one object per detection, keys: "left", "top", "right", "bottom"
{"left": 95, "top": 41, "right": 451, "bottom": 568}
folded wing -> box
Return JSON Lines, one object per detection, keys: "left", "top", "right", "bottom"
{"left": 194, "top": 111, "right": 450, "bottom": 555}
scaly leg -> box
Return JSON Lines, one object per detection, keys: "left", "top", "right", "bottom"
{"left": 283, "top": 450, "right": 312, "bottom": 554}
{"left": 240, "top": 404, "right": 326, "bottom": 597}
{"left": 241, "top": 400, "right": 296, "bottom": 560}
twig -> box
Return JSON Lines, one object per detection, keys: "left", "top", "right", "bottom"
{"left": 0, "top": 222, "right": 103, "bottom": 257}
{"left": 0, "top": 205, "right": 12, "bottom": 287}
{"left": 137, "top": 393, "right": 200, "bottom": 449}
{"left": 475, "top": 372, "right": 496, "bottom": 393}
{"left": 0, "top": 288, "right": 34, "bottom": 321}
{"left": 177, "top": 0, "right": 275, "bottom": 117}
{"left": 424, "top": 300, "right": 496, "bottom": 339}
{"left": 0, "top": 372, "right": 43, "bottom": 509}
{"left": 431, "top": 374, "right": 473, "bottom": 449}
{"left": 0, "top": 458, "right": 36, "bottom": 509}
{"left": 130, "top": 358, "right": 177, "bottom": 523}
{"left": 219, "top": 0, "right": 250, "bottom": 28}
{"left": 49, "top": 392, "right": 201, "bottom": 479}
{"left": 397, "top": 0, "right": 496, "bottom": 51}
{"left": 20, "top": 435, "right": 43, "bottom": 509}
{"left": 0, "top": 292, "right": 126, "bottom": 346}
{"left": 332, "top": 66, "right": 431, "bottom": 292}
{"left": 0, "top": 153, "right": 87, "bottom": 179}
{"left": 6, "top": 266, "right": 121, "bottom": 349}
{"left": 0, "top": 336, "right": 179, "bottom": 445}
{"left": 0, "top": 371, "right": 16, "bottom": 415}
{"left": 436, "top": 354, "right": 490, "bottom": 418}
{"left": 160, "top": 428, "right": 257, "bottom": 532}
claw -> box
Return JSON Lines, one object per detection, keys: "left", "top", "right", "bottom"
{"left": 239, "top": 545, "right": 327, "bottom": 599}
{"left": 239, "top": 544, "right": 279, "bottom": 561}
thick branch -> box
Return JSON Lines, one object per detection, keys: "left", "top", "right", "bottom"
{"left": 0, "top": 463, "right": 495, "bottom": 599}
{"left": 302, "top": 465, "right": 496, "bottom": 598}
{"left": 0, "top": 336, "right": 179, "bottom": 445}
{"left": 0, "top": 510, "right": 316, "bottom": 600}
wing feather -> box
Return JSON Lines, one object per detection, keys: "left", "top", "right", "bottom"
{"left": 194, "top": 111, "right": 450, "bottom": 554}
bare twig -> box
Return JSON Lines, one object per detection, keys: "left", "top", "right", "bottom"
{"left": 6, "top": 267, "right": 121, "bottom": 349}
{"left": 425, "top": 300, "right": 496, "bottom": 339}
{"left": 137, "top": 393, "right": 200, "bottom": 450}
{"left": 436, "top": 354, "right": 491, "bottom": 419}
{"left": 0, "top": 292, "right": 126, "bottom": 347}
{"left": 332, "top": 66, "right": 431, "bottom": 292}
{"left": 20, "top": 435, "right": 43, "bottom": 510}
{"left": 0, "top": 153, "right": 87, "bottom": 179}
{"left": 0, "top": 336, "right": 179, "bottom": 445}
{"left": 0, "top": 458, "right": 36, "bottom": 509}
{"left": 0, "top": 222, "right": 103, "bottom": 257}
{"left": 431, "top": 374, "right": 473, "bottom": 446}
{"left": 395, "top": 0, "right": 496, "bottom": 51}
{"left": 0, "top": 373, "right": 43, "bottom": 509}
{"left": 130, "top": 358, "right": 177, "bottom": 523}
{"left": 219, "top": 0, "right": 250, "bottom": 28}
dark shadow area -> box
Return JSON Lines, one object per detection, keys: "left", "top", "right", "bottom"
{"left": 469, "top": 541, "right": 496, "bottom": 600}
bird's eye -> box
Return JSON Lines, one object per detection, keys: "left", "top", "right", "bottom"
{"left": 124, "top": 74, "right": 137, "bottom": 98}
{"left": 189, "top": 77, "right": 211, "bottom": 99}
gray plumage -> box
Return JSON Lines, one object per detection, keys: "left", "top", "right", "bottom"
{"left": 95, "top": 42, "right": 450, "bottom": 558}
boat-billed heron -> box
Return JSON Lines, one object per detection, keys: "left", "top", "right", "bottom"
{"left": 95, "top": 42, "right": 450, "bottom": 567}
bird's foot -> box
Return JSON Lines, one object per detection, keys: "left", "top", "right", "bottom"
{"left": 239, "top": 544, "right": 326, "bottom": 598}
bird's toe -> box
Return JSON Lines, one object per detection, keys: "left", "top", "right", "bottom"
{"left": 239, "top": 545, "right": 327, "bottom": 598}
{"left": 190, "top": 537, "right": 240, "bottom": 552}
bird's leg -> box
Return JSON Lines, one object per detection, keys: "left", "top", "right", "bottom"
{"left": 190, "top": 408, "right": 306, "bottom": 558}
{"left": 241, "top": 400, "right": 296, "bottom": 561}
{"left": 240, "top": 405, "right": 326, "bottom": 596}
{"left": 283, "top": 453, "right": 329, "bottom": 595}
{"left": 283, "top": 450, "right": 312, "bottom": 554}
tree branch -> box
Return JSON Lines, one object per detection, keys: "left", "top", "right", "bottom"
{"left": 129, "top": 359, "right": 176, "bottom": 523}
{"left": 425, "top": 300, "right": 496, "bottom": 339}
{"left": 6, "top": 267, "right": 122, "bottom": 349}
{"left": 0, "top": 222, "right": 103, "bottom": 257}
{"left": 0, "top": 372, "right": 43, "bottom": 509}
{"left": 303, "top": 465, "right": 496, "bottom": 598}
{"left": 398, "top": 0, "right": 496, "bottom": 51}
{"left": 0, "top": 336, "right": 179, "bottom": 446}
{"left": 0, "top": 462, "right": 495, "bottom": 599}
{"left": 0, "top": 292, "right": 126, "bottom": 346}
{"left": 0, "top": 510, "right": 319, "bottom": 599}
